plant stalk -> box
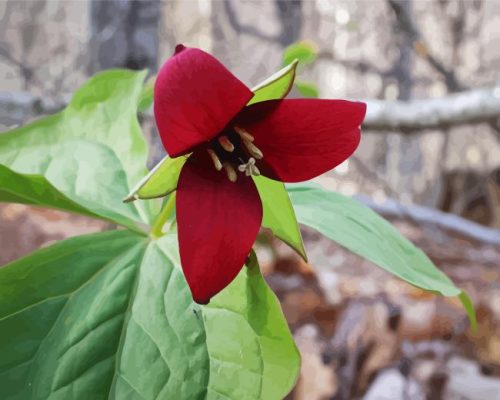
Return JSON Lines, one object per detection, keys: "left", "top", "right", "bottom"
{"left": 150, "top": 193, "right": 176, "bottom": 238}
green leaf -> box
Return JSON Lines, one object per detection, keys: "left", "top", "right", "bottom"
{"left": 0, "top": 140, "right": 146, "bottom": 233}
{"left": 288, "top": 185, "right": 475, "bottom": 322}
{"left": 138, "top": 75, "right": 155, "bottom": 112}
{"left": 283, "top": 40, "right": 317, "bottom": 68}
{"left": 124, "top": 155, "right": 188, "bottom": 202}
{"left": 248, "top": 60, "right": 298, "bottom": 106}
{"left": 0, "top": 164, "right": 97, "bottom": 218}
{"left": 0, "top": 232, "right": 299, "bottom": 399}
{"left": 0, "top": 230, "right": 146, "bottom": 400}
{"left": 203, "top": 250, "right": 300, "bottom": 399}
{"left": 0, "top": 69, "right": 151, "bottom": 225}
{"left": 254, "top": 176, "right": 307, "bottom": 261}
{"left": 458, "top": 291, "right": 477, "bottom": 331}
{"left": 295, "top": 80, "right": 320, "bottom": 98}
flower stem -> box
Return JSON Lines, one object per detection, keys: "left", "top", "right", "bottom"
{"left": 150, "top": 193, "right": 176, "bottom": 238}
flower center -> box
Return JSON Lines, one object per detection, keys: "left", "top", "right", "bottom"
{"left": 206, "top": 126, "right": 263, "bottom": 182}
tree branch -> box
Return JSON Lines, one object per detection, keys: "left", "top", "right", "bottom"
{"left": 3, "top": 85, "right": 500, "bottom": 133}
{"left": 363, "top": 87, "right": 500, "bottom": 132}
{"left": 0, "top": 87, "right": 500, "bottom": 134}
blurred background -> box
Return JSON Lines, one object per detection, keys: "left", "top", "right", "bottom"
{"left": 1, "top": 1, "right": 500, "bottom": 399}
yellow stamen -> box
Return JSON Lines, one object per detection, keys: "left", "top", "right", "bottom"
{"left": 242, "top": 140, "right": 263, "bottom": 160}
{"left": 218, "top": 136, "right": 234, "bottom": 152}
{"left": 234, "top": 126, "right": 254, "bottom": 142}
{"left": 207, "top": 149, "right": 223, "bottom": 171}
{"left": 223, "top": 163, "right": 237, "bottom": 182}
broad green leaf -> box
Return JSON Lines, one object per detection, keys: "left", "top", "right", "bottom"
{"left": 0, "top": 164, "right": 96, "bottom": 218}
{"left": 138, "top": 75, "right": 155, "bottom": 112}
{"left": 283, "top": 40, "right": 317, "bottom": 68}
{"left": 288, "top": 185, "right": 474, "bottom": 311}
{"left": 0, "top": 230, "right": 146, "bottom": 400}
{"left": 203, "top": 250, "right": 300, "bottom": 399}
{"left": 0, "top": 232, "right": 299, "bottom": 399}
{"left": 294, "top": 80, "right": 320, "bottom": 98}
{"left": 248, "top": 60, "right": 298, "bottom": 105}
{"left": 0, "top": 69, "right": 152, "bottom": 225}
{"left": 124, "top": 155, "right": 188, "bottom": 202}
{"left": 254, "top": 176, "right": 307, "bottom": 261}
{"left": 0, "top": 140, "right": 146, "bottom": 233}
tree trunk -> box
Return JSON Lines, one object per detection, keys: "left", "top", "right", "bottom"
{"left": 89, "top": 0, "right": 160, "bottom": 74}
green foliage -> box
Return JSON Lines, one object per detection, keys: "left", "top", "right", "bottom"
{"left": 138, "top": 75, "right": 155, "bottom": 111}
{"left": 0, "top": 69, "right": 300, "bottom": 399}
{"left": 0, "top": 49, "right": 476, "bottom": 400}
{"left": 203, "top": 250, "right": 300, "bottom": 399}
{"left": 0, "top": 233, "right": 298, "bottom": 399}
{"left": 0, "top": 69, "right": 152, "bottom": 226}
{"left": 287, "top": 184, "right": 476, "bottom": 324}
{"left": 0, "top": 164, "right": 98, "bottom": 220}
{"left": 283, "top": 40, "right": 317, "bottom": 68}
{"left": 294, "top": 81, "right": 320, "bottom": 98}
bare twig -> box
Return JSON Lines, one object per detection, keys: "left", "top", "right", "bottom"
{"left": 223, "top": 0, "right": 279, "bottom": 43}
{"left": 387, "top": 0, "right": 463, "bottom": 91}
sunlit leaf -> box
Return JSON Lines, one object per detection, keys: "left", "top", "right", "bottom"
{"left": 0, "top": 232, "right": 299, "bottom": 399}
{"left": 0, "top": 69, "right": 152, "bottom": 224}
{"left": 203, "top": 250, "right": 300, "bottom": 399}
{"left": 0, "top": 164, "right": 96, "bottom": 218}
{"left": 254, "top": 176, "right": 306, "bottom": 261}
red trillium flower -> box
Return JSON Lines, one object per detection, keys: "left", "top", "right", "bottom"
{"left": 154, "top": 44, "right": 366, "bottom": 304}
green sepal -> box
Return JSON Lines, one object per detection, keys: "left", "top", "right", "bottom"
{"left": 254, "top": 176, "right": 307, "bottom": 261}
{"left": 124, "top": 155, "right": 188, "bottom": 202}
{"left": 248, "top": 59, "right": 298, "bottom": 105}
{"left": 126, "top": 58, "right": 301, "bottom": 203}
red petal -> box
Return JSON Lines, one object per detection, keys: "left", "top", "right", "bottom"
{"left": 236, "top": 99, "right": 366, "bottom": 182}
{"left": 154, "top": 45, "right": 254, "bottom": 157}
{"left": 176, "top": 152, "right": 263, "bottom": 303}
